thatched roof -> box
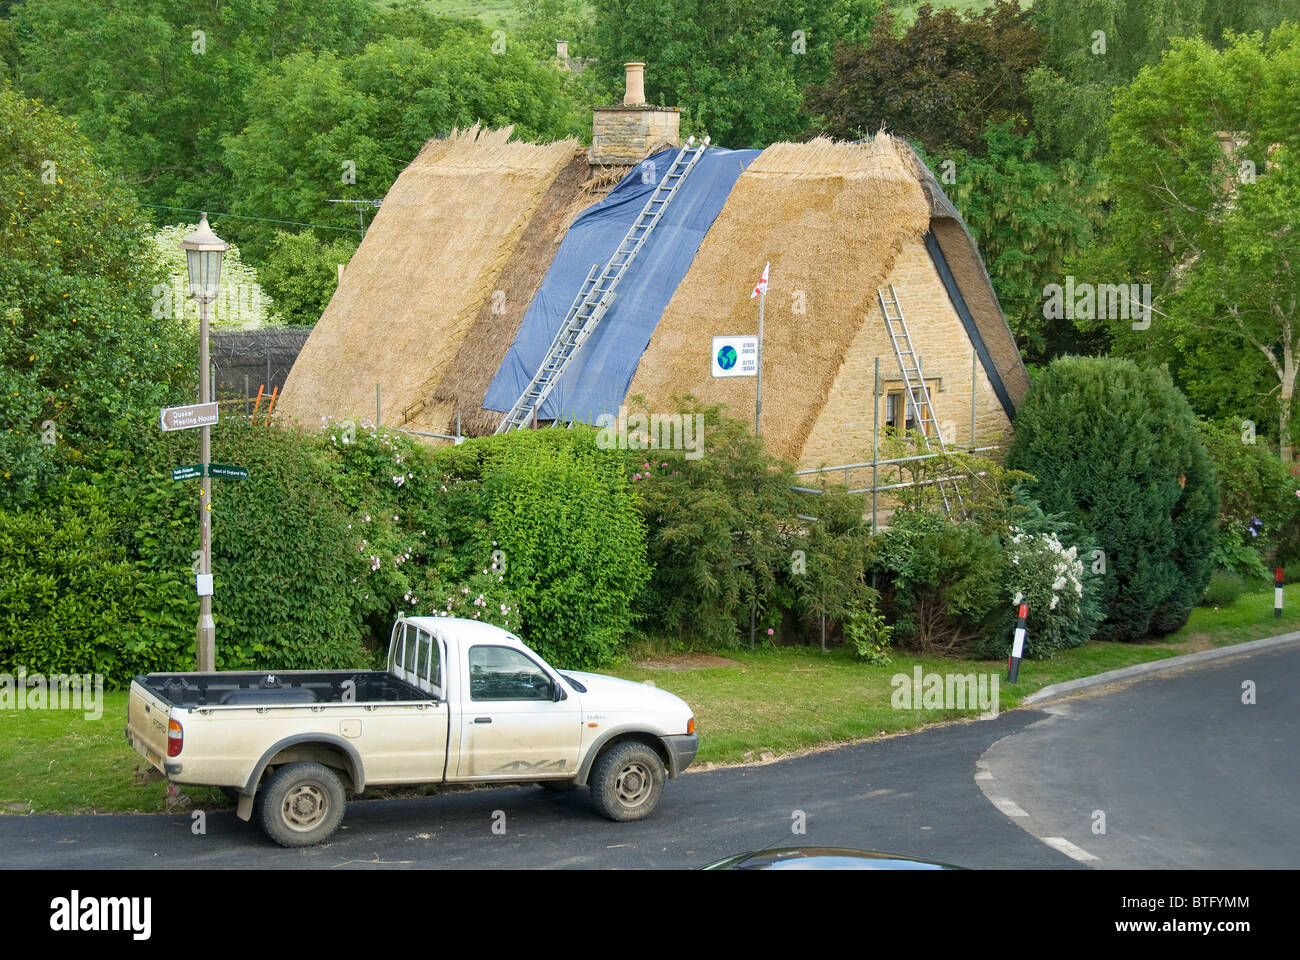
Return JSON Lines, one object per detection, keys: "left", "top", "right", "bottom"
{"left": 423, "top": 154, "right": 629, "bottom": 436}
{"left": 624, "top": 134, "right": 933, "bottom": 462}
{"left": 276, "top": 126, "right": 579, "bottom": 430}
{"left": 908, "top": 152, "right": 1029, "bottom": 414}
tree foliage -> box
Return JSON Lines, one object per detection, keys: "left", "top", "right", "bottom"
{"left": 221, "top": 31, "right": 586, "bottom": 253}
{"left": 1077, "top": 26, "right": 1300, "bottom": 453}
{"left": 256, "top": 230, "right": 358, "bottom": 327}
{"left": 808, "top": 1, "right": 1043, "bottom": 153}
{"left": 0, "top": 87, "right": 193, "bottom": 508}
{"left": 1007, "top": 357, "right": 1218, "bottom": 641}
{"left": 918, "top": 124, "right": 1108, "bottom": 360}
{"left": 589, "top": 0, "right": 880, "bottom": 147}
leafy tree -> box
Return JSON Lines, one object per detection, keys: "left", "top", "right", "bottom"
{"left": 1006, "top": 357, "right": 1218, "bottom": 641}
{"left": 917, "top": 124, "right": 1108, "bottom": 360}
{"left": 808, "top": 1, "right": 1043, "bottom": 154}
{"left": 589, "top": 0, "right": 881, "bottom": 147}
{"left": 1028, "top": 0, "right": 1297, "bottom": 163}
{"left": 0, "top": 87, "right": 193, "bottom": 509}
{"left": 1077, "top": 26, "right": 1300, "bottom": 458}
{"left": 11, "top": 0, "right": 376, "bottom": 212}
{"left": 222, "top": 32, "right": 586, "bottom": 253}
{"left": 256, "top": 230, "right": 359, "bottom": 326}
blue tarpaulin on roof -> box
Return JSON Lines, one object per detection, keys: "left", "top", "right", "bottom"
{"left": 482, "top": 145, "right": 761, "bottom": 424}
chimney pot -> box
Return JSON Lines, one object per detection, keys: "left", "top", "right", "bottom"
{"left": 624, "top": 62, "right": 646, "bottom": 106}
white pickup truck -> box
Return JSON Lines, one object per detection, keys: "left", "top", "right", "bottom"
{"left": 125, "top": 617, "right": 697, "bottom": 846}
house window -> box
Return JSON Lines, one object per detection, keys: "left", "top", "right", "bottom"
{"left": 884, "top": 384, "right": 934, "bottom": 436}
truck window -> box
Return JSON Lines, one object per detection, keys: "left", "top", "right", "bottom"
{"left": 468, "top": 646, "right": 553, "bottom": 701}
{"left": 417, "top": 632, "right": 431, "bottom": 681}
{"left": 404, "top": 626, "right": 418, "bottom": 675}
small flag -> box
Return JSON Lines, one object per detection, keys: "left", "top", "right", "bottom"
{"left": 750, "top": 262, "right": 769, "bottom": 299}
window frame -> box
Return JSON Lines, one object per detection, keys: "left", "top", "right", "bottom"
{"left": 466, "top": 644, "right": 557, "bottom": 703}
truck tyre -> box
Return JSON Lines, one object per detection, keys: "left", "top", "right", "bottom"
{"left": 589, "top": 742, "right": 665, "bottom": 821}
{"left": 257, "top": 762, "right": 346, "bottom": 848}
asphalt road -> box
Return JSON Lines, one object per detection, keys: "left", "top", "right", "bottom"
{"left": 3, "top": 641, "right": 1295, "bottom": 870}
{"left": 3, "top": 707, "right": 1074, "bottom": 870}
{"left": 977, "top": 642, "right": 1300, "bottom": 869}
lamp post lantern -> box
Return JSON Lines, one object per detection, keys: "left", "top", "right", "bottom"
{"left": 180, "top": 213, "right": 228, "bottom": 672}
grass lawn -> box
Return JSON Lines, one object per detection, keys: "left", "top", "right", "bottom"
{"left": 2, "top": 583, "right": 1295, "bottom": 814}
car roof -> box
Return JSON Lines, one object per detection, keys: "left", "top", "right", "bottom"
{"left": 401, "top": 616, "right": 523, "bottom": 648}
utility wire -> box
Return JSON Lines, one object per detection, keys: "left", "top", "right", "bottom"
{"left": 139, "top": 202, "right": 364, "bottom": 235}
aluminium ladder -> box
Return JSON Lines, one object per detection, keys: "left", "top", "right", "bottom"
{"left": 495, "top": 136, "right": 711, "bottom": 433}
{"left": 877, "top": 284, "right": 967, "bottom": 520}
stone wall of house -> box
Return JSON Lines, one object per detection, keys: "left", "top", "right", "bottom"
{"left": 589, "top": 107, "right": 682, "bottom": 165}
{"left": 799, "top": 236, "right": 1015, "bottom": 474}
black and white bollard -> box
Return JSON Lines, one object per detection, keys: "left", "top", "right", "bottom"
{"left": 1276, "top": 568, "right": 1284, "bottom": 618}
{"left": 1007, "top": 603, "right": 1028, "bottom": 683}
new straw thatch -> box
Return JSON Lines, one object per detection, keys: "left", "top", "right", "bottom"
{"left": 422, "top": 151, "right": 619, "bottom": 436}
{"left": 276, "top": 126, "right": 579, "bottom": 430}
{"left": 624, "top": 134, "right": 932, "bottom": 462}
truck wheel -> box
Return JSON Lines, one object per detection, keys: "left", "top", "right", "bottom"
{"left": 256, "top": 762, "right": 346, "bottom": 848}
{"left": 589, "top": 742, "right": 665, "bottom": 821}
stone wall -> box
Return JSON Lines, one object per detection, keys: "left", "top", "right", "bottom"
{"left": 799, "top": 236, "right": 1015, "bottom": 472}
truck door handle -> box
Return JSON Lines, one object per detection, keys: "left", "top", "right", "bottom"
{"left": 474, "top": 717, "right": 492, "bottom": 724}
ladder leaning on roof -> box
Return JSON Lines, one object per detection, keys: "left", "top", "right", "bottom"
{"left": 495, "top": 136, "right": 711, "bottom": 434}
{"left": 877, "top": 284, "right": 967, "bottom": 521}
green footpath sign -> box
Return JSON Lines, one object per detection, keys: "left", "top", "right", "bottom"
{"left": 171, "top": 464, "right": 249, "bottom": 482}
{"left": 208, "top": 464, "right": 249, "bottom": 481}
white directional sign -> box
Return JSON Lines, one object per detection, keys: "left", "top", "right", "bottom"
{"left": 160, "top": 402, "right": 219, "bottom": 432}
{"left": 711, "top": 336, "right": 759, "bottom": 378}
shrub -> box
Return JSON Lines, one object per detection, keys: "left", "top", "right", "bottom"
{"left": 843, "top": 594, "right": 894, "bottom": 665}
{"left": 871, "top": 509, "right": 1006, "bottom": 655}
{"left": 257, "top": 230, "right": 358, "bottom": 326}
{"left": 1195, "top": 418, "right": 1300, "bottom": 566}
{"left": 1201, "top": 569, "right": 1246, "bottom": 608}
{"left": 0, "top": 481, "right": 191, "bottom": 687}
{"left": 618, "top": 397, "right": 800, "bottom": 648}
{"left": 479, "top": 430, "right": 649, "bottom": 669}
{"left": 1007, "top": 357, "right": 1218, "bottom": 641}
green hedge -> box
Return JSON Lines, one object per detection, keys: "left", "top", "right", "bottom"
{"left": 1007, "top": 357, "right": 1218, "bottom": 641}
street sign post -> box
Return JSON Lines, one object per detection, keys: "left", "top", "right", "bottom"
{"left": 172, "top": 464, "right": 204, "bottom": 482}
{"left": 208, "top": 464, "right": 248, "bottom": 481}
{"left": 160, "top": 402, "right": 219, "bottom": 432}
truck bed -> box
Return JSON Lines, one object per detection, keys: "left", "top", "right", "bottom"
{"left": 136, "top": 670, "right": 429, "bottom": 708}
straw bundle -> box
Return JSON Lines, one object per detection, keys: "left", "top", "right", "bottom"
{"left": 276, "top": 126, "right": 579, "bottom": 430}
{"left": 624, "top": 134, "right": 931, "bottom": 462}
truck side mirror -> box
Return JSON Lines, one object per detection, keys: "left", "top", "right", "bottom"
{"left": 552, "top": 682, "right": 566, "bottom": 702}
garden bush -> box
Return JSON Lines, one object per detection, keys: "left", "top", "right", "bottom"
{"left": 870, "top": 509, "right": 1006, "bottom": 655}
{"left": 477, "top": 430, "right": 649, "bottom": 669}
{"left": 617, "top": 397, "right": 800, "bottom": 649}
{"left": 974, "top": 492, "right": 1105, "bottom": 660}
{"left": 1006, "top": 357, "right": 1218, "bottom": 641}
{"left": 1201, "top": 569, "right": 1246, "bottom": 608}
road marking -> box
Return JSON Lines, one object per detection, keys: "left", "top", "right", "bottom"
{"left": 1042, "top": 836, "right": 1100, "bottom": 862}
{"left": 990, "top": 797, "right": 1029, "bottom": 817}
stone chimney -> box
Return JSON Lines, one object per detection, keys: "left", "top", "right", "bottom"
{"left": 589, "top": 61, "right": 682, "bottom": 166}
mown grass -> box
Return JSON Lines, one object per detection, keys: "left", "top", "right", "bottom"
{"left": 2, "top": 582, "right": 1296, "bottom": 814}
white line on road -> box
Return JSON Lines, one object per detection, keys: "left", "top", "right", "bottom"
{"left": 1042, "top": 837, "right": 1100, "bottom": 862}
{"left": 990, "top": 797, "right": 1029, "bottom": 817}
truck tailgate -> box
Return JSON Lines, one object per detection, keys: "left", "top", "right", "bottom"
{"left": 126, "top": 680, "right": 173, "bottom": 772}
